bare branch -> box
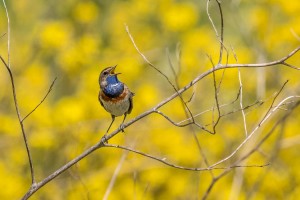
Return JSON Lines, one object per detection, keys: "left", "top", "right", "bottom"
{"left": 222, "top": 46, "right": 300, "bottom": 70}
{"left": 259, "top": 80, "right": 289, "bottom": 126}
{"left": 206, "top": 0, "right": 219, "bottom": 39}
{"left": 68, "top": 167, "right": 90, "bottom": 200}
{"left": 290, "top": 28, "right": 300, "bottom": 41}
{"left": 229, "top": 45, "right": 248, "bottom": 137}
{"left": 154, "top": 110, "right": 213, "bottom": 134}
{"left": 166, "top": 48, "right": 178, "bottom": 89}
{"left": 1, "top": 59, "right": 36, "bottom": 183}
{"left": 207, "top": 0, "right": 226, "bottom": 64}
{"left": 217, "top": 0, "right": 224, "bottom": 64}
{"left": 0, "top": 32, "right": 6, "bottom": 38}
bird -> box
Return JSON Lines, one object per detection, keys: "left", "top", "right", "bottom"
{"left": 98, "top": 65, "right": 134, "bottom": 136}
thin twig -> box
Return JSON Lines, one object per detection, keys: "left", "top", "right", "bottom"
{"left": 230, "top": 45, "right": 247, "bottom": 137}
{"left": 290, "top": 28, "right": 300, "bottom": 41}
{"left": 246, "top": 119, "right": 286, "bottom": 198}
{"left": 258, "top": 80, "right": 289, "bottom": 126}
{"left": 202, "top": 100, "right": 262, "bottom": 127}
{"left": 217, "top": 0, "right": 224, "bottom": 64}
{"left": 207, "top": 0, "right": 226, "bottom": 64}
{"left": 22, "top": 77, "right": 57, "bottom": 122}
{"left": 154, "top": 110, "right": 213, "bottom": 133}
{"left": 206, "top": 0, "right": 219, "bottom": 39}
{"left": 220, "top": 100, "right": 262, "bottom": 118}
{"left": 237, "top": 68, "right": 248, "bottom": 137}
{"left": 103, "top": 150, "right": 128, "bottom": 200}
{"left": 176, "top": 43, "right": 182, "bottom": 82}
{"left": 282, "top": 62, "right": 300, "bottom": 70}
{"left": 166, "top": 48, "right": 178, "bottom": 89}
{"left": 2, "top": 0, "right": 10, "bottom": 66}
{"left": 68, "top": 167, "right": 90, "bottom": 200}
{"left": 125, "top": 24, "right": 197, "bottom": 127}
{"left": 207, "top": 55, "right": 221, "bottom": 134}
{"left": 178, "top": 98, "right": 261, "bottom": 125}
{"left": 103, "top": 143, "right": 269, "bottom": 171}
{"left": 0, "top": 32, "right": 6, "bottom": 38}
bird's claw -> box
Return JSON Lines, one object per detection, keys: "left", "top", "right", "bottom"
{"left": 119, "top": 124, "right": 125, "bottom": 133}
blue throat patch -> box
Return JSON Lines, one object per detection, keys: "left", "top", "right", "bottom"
{"left": 103, "top": 75, "right": 124, "bottom": 98}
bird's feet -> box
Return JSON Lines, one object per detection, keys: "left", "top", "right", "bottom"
{"left": 119, "top": 123, "right": 125, "bottom": 133}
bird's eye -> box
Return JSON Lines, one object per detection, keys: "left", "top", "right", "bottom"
{"left": 103, "top": 71, "right": 108, "bottom": 75}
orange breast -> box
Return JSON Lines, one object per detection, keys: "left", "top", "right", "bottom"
{"left": 100, "top": 88, "right": 128, "bottom": 103}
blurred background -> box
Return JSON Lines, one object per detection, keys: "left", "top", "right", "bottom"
{"left": 0, "top": 0, "right": 300, "bottom": 199}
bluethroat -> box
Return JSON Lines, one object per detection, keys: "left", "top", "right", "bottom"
{"left": 98, "top": 65, "right": 134, "bottom": 135}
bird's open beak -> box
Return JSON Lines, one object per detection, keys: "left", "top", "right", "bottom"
{"left": 110, "top": 65, "right": 117, "bottom": 74}
{"left": 110, "top": 65, "right": 121, "bottom": 75}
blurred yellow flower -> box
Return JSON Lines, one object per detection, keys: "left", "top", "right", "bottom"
{"left": 23, "top": 63, "right": 49, "bottom": 90}
{"left": 1, "top": 0, "right": 300, "bottom": 199}
{"left": 136, "top": 83, "right": 160, "bottom": 108}
{"left": 0, "top": 163, "right": 24, "bottom": 199}
{"left": 0, "top": 116, "right": 19, "bottom": 136}
{"left": 58, "top": 35, "right": 99, "bottom": 73}
{"left": 161, "top": 3, "right": 198, "bottom": 32}
{"left": 249, "top": 7, "right": 268, "bottom": 36}
{"left": 30, "top": 129, "right": 55, "bottom": 148}
{"left": 279, "top": 0, "right": 300, "bottom": 14}
{"left": 40, "top": 21, "right": 72, "bottom": 49}
{"left": 78, "top": 35, "right": 99, "bottom": 57}
{"left": 73, "top": 1, "right": 99, "bottom": 24}
{"left": 54, "top": 97, "right": 85, "bottom": 125}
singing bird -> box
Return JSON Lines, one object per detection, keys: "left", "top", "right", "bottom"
{"left": 98, "top": 65, "right": 134, "bottom": 135}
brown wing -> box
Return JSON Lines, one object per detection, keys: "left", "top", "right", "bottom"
{"left": 127, "top": 91, "right": 134, "bottom": 114}
{"left": 98, "top": 91, "right": 104, "bottom": 107}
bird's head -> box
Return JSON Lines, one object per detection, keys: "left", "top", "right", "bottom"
{"left": 99, "top": 65, "right": 121, "bottom": 88}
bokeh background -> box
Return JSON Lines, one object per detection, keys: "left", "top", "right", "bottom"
{"left": 0, "top": 0, "right": 300, "bottom": 199}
